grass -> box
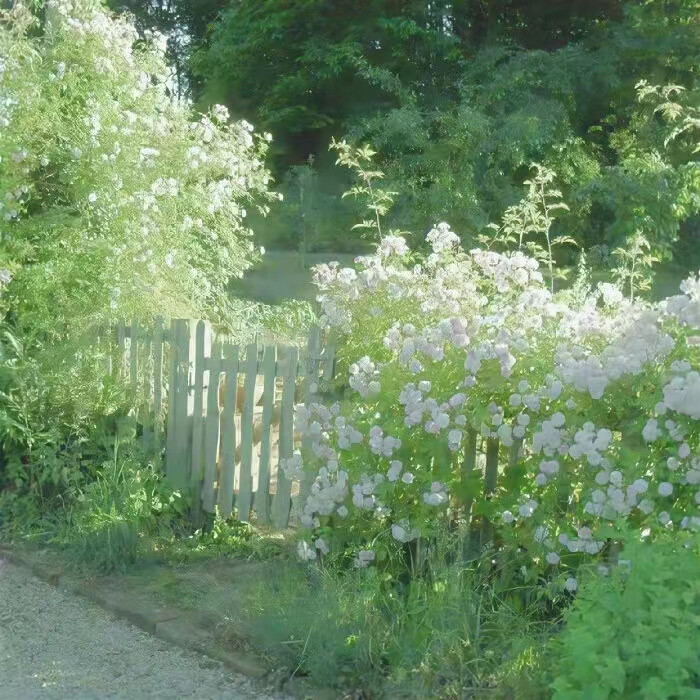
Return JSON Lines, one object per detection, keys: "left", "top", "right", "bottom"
{"left": 232, "top": 550, "right": 556, "bottom": 698}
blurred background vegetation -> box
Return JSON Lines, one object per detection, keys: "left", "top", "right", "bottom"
{"left": 108, "top": 0, "right": 698, "bottom": 292}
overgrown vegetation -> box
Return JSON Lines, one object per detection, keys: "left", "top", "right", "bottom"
{"left": 1, "top": 2, "right": 699, "bottom": 699}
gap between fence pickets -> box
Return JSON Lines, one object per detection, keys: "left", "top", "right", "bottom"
{"left": 110, "top": 318, "right": 336, "bottom": 530}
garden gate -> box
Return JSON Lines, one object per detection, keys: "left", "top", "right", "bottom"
{"left": 109, "top": 319, "right": 336, "bottom": 529}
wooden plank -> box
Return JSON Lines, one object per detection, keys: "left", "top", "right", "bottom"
{"left": 153, "top": 317, "right": 164, "bottom": 443}
{"left": 236, "top": 343, "right": 258, "bottom": 522}
{"left": 164, "top": 319, "right": 179, "bottom": 483}
{"left": 480, "top": 438, "right": 500, "bottom": 549}
{"left": 255, "top": 345, "right": 276, "bottom": 524}
{"left": 141, "top": 331, "right": 153, "bottom": 453}
{"left": 202, "top": 342, "right": 223, "bottom": 513}
{"left": 298, "top": 327, "right": 322, "bottom": 506}
{"left": 217, "top": 345, "right": 239, "bottom": 519}
{"left": 271, "top": 345, "right": 298, "bottom": 529}
{"left": 130, "top": 319, "right": 139, "bottom": 391}
{"left": 190, "top": 321, "right": 209, "bottom": 519}
{"left": 170, "top": 319, "right": 193, "bottom": 490}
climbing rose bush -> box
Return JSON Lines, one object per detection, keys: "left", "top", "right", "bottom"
{"left": 0, "top": 0, "right": 276, "bottom": 336}
{"left": 287, "top": 224, "right": 700, "bottom": 588}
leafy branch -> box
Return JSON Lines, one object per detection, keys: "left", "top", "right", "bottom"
{"left": 481, "top": 164, "right": 576, "bottom": 292}
{"left": 330, "top": 138, "right": 397, "bottom": 240}
{"left": 612, "top": 231, "right": 658, "bottom": 302}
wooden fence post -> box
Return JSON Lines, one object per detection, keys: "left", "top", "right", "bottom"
{"left": 152, "top": 317, "right": 164, "bottom": 446}
{"left": 217, "top": 345, "right": 239, "bottom": 518}
{"left": 271, "top": 345, "right": 298, "bottom": 529}
{"left": 461, "top": 428, "right": 478, "bottom": 563}
{"left": 190, "top": 321, "right": 210, "bottom": 523}
{"left": 298, "top": 326, "right": 322, "bottom": 508}
{"left": 202, "top": 342, "right": 222, "bottom": 514}
{"left": 165, "top": 319, "right": 196, "bottom": 491}
{"left": 255, "top": 345, "right": 276, "bottom": 524}
{"left": 237, "top": 343, "right": 258, "bottom": 522}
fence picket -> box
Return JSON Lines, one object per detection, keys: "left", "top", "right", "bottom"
{"left": 165, "top": 319, "right": 178, "bottom": 483}
{"left": 237, "top": 343, "right": 258, "bottom": 522}
{"left": 202, "top": 342, "right": 222, "bottom": 513}
{"left": 153, "top": 317, "right": 164, "bottom": 443}
{"left": 105, "top": 318, "right": 335, "bottom": 530}
{"left": 190, "top": 322, "right": 209, "bottom": 522}
{"left": 167, "top": 320, "right": 194, "bottom": 489}
{"left": 255, "top": 345, "right": 276, "bottom": 523}
{"left": 271, "top": 345, "right": 298, "bottom": 529}
{"left": 218, "top": 345, "right": 239, "bottom": 518}
{"left": 130, "top": 319, "right": 139, "bottom": 390}
{"left": 141, "top": 331, "right": 153, "bottom": 453}
{"left": 298, "top": 327, "right": 321, "bottom": 506}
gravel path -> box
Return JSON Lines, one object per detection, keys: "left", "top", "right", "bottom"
{"left": 0, "top": 558, "right": 286, "bottom": 700}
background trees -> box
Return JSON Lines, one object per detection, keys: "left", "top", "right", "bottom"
{"left": 111, "top": 0, "right": 697, "bottom": 265}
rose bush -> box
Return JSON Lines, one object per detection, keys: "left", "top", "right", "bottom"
{"left": 1, "top": 0, "right": 277, "bottom": 336}
{"left": 288, "top": 224, "right": 700, "bottom": 592}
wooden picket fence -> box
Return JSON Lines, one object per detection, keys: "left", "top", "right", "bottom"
{"left": 109, "top": 319, "right": 335, "bottom": 529}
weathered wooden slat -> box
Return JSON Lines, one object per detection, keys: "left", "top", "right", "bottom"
{"left": 168, "top": 319, "right": 194, "bottom": 490}
{"left": 153, "top": 317, "right": 164, "bottom": 443}
{"left": 141, "top": 332, "right": 153, "bottom": 453}
{"left": 298, "top": 327, "right": 322, "bottom": 506}
{"left": 480, "top": 438, "right": 500, "bottom": 549}
{"left": 217, "top": 345, "right": 239, "bottom": 519}
{"left": 130, "top": 319, "right": 139, "bottom": 391}
{"left": 236, "top": 343, "right": 258, "bottom": 522}
{"left": 271, "top": 345, "right": 298, "bottom": 529}
{"left": 164, "top": 319, "right": 179, "bottom": 483}
{"left": 202, "top": 342, "right": 222, "bottom": 513}
{"left": 255, "top": 345, "right": 276, "bottom": 524}
{"left": 190, "top": 321, "right": 209, "bottom": 522}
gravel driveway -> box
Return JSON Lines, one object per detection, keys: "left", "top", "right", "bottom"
{"left": 0, "top": 557, "right": 286, "bottom": 700}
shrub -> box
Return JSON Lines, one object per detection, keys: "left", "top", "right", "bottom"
{"left": 550, "top": 533, "right": 700, "bottom": 699}
{"left": 1, "top": 0, "right": 276, "bottom": 336}
{"left": 290, "top": 224, "right": 699, "bottom": 598}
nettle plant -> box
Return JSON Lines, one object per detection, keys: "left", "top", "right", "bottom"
{"left": 287, "top": 227, "right": 700, "bottom": 590}
{"left": 0, "top": 0, "right": 277, "bottom": 336}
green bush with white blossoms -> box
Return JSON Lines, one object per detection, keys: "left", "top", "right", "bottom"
{"left": 0, "top": 0, "right": 276, "bottom": 337}
{"left": 287, "top": 223, "right": 700, "bottom": 591}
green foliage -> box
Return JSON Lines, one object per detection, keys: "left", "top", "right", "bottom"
{"left": 550, "top": 534, "right": 700, "bottom": 700}
{"left": 60, "top": 440, "right": 186, "bottom": 575}
{"left": 1, "top": 1, "right": 274, "bottom": 337}
{"left": 330, "top": 138, "right": 398, "bottom": 240}
{"left": 482, "top": 164, "right": 575, "bottom": 291}
{"left": 158, "top": 512, "right": 288, "bottom": 565}
{"left": 612, "top": 231, "right": 659, "bottom": 301}
{"left": 240, "top": 542, "right": 553, "bottom": 697}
